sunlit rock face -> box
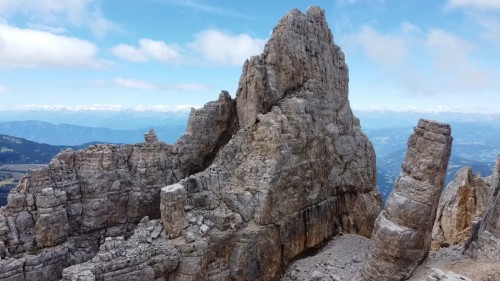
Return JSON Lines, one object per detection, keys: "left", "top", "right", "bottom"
{"left": 0, "top": 92, "right": 236, "bottom": 280}
{"left": 0, "top": 6, "right": 381, "bottom": 281}
{"left": 432, "top": 166, "right": 490, "bottom": 250}
{"left": 358, "top": 119, "right": 453, "bottom": 281}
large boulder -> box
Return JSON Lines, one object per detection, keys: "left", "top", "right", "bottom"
{"left": 432, "top": 167, "right": 490, "bottom": 249}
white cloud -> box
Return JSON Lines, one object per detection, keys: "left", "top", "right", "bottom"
{"left": 189, "top": 29, "right": 266, "bottom": 66}
{"left": 344, "top": 24, "right": 500, "bottom": 96}
{"left": 112, "top": 39, "right": 180, "bottom": 63}
{"left": 18, "top": 104, "right": 126, "bottom": 111}
{"left": 345, "top": 25, "right": 410, "bottom": 66}
{"left": 114, "top": 78, "right": 159, "bottom": 90}
{"left": 446, "top": 0, "right": 500, "bottom": 10}
{"left": 0, "top": 23, "right": 101, "bottom": 68}
{"left": 26, "top": 23, "right": 67, "bottom": 34}
{"left": 129, "top": 104, "right": 202, "bottom": 112}
{"left": 425, "top": 29, "right": 476, "bottom": 66}
{"left": 174, "top": 104, "right": 202, "bottom": 110}
{"left": 425, "top": 29, "right": 492, "bottom": 92}
{"left": 113, "top": 30, "right": 265, "bottom": 67}
{"left": 153, "top": 0, "right": 250, "bottom": 19}
{"left": 478, "top": 18, "right": 500, "bottom": 45}
{"left": 0, "top": 0, "right": 117, "bottom": 37}
{"left": 112, "top": 44, "right": 148, "bottom": 62}
{"left": 401, "top": 22, "right": 421, "bottom": 35}
{"left": 11, "top": 104, "right": 201, "bottom": 112}
{"left": 0, "top": 84, "right": 7, "bottom": 93}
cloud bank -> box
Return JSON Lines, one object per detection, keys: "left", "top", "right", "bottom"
{"left": 0, "top": 23, "right": 101, "bottom": 68}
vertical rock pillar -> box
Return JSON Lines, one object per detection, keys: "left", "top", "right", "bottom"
{"left": 35, "top": 187, "right": 69, "bottom": 248}
{"left": 359, "top": 119, "right": 452, "bottom": 281}
{"left": 465, "top": 155, "right": 500, "bottom": 261}
{"left": 160, "top": 184, "right": 187, "bottom": 238}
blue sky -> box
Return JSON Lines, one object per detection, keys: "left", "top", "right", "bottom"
{"left": 0, "top": 0, "right": 499, "bottom": 113}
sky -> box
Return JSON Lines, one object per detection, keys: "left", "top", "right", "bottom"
{"left": 0, "top": 0, "right": 499, "bottom": 113}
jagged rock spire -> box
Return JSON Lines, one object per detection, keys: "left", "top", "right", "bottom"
{"left": 358, "top": 119, "right": 452, "bottom": 281}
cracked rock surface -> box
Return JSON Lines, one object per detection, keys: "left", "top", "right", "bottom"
{"left": 431, "top": 166, "right": 490, "bottom": 250}
{"left": 358, "top": 119, "right": 453, "bottom": 281}
{"left": 0, "top": 7, "right": 381, "bottom": 281}
{"left": 66, "top": 6, "right": 380, "bottom": 281}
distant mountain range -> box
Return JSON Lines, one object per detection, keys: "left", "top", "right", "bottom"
{"left": 0, "top": 120, "right": 186, "bottom": 145}
{"left": 0, "top": 109, "right": 191, "bottom": 130}
{"left": 0, "top": 134, "right": 106, "bottom": 164}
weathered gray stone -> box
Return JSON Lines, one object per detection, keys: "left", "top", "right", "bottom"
{"left": 62, "top": 220, "right": 180, "bottom": 281}
{"left": 0, "top": 91, "right": 236, "bottom": 279}
{"left": 358, "top": 119, "right": 452, "bottom": 281}
{"left": 432, "top": 167, "right": 490, "bottom": 249}
{"left": 1, "top": 6, "right": 382, "bottom": 281}
{"left": 161, "top": 184, "right": 187, "bottom": 239}
{"left": 144, "top": 129, "right": 159, "bottom": 144}
{"left": 425, "top": 268, "right": 472, "bottom": 281}
{"left": 465, "top": 155, "right": 500, "bottom": 261}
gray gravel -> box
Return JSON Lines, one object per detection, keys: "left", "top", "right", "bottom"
{"left": 280, "top": 234, "right": 372, "bottom": 281}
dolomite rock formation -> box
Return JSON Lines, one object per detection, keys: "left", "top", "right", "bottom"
{"left": 0, "top": 91, "right": 236, "bottom": 280}
{"left": 62, "top": 6, "right": 381, "bottom": 281}
{"left": 62, "top": 217, "right": 180, "bottom": 281}
{"left": 358, "top": 119, "right": 452, "bottom": 281}
{"left": 144, "top": 129, "right": 159, "bottom": 144}
{"left": 432, "top": 167, "right": 490, "bottom": 249}
{"left": 160, "top": 184, "right": 187, "bottom": 238}
{"left": 466, "top": 155, "right": 500, "bottom": 261}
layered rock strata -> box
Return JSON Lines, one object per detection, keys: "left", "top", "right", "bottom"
{"left": 358, "top": 119, "right": 453, "bottom": 281}
{"left": 0, "top": 92, "right": 236, "bottom": 280}
{"left": 466, "top": 155, "right": 500, "bottom": 261}
{"left": 432, "top": 167, "right": 490, "bottom": 249}
{"left": 61, "top": 6, "right": 381, "bottom": 281}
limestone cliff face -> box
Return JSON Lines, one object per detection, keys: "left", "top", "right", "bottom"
{"left": 0, "top": 7, "right": 381, "bottom": 281}
{"left": 64, "top": 7, "right": 380, "bottom": 281}
{"left": 0, "top": 92, "right": 236, "bottom": 280}
{"left": 466, "top": 155, "right": 500, "bottom": 261}
{"left": 359, "top": 119, "right": 453, "bottom": 281}
{"left": 432, "top": 167, "right": 490, "bottom": 249}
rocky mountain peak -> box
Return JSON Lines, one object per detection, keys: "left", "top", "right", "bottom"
{"left": 236, "top": 6, "right": 350, "bottom": 129}
{"left": 0, "top": 7, "right": 381, "bottom": 281}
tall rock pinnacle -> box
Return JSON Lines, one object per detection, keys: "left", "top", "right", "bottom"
{"left": 359, "top": 119, "right": 453, "bottom": 281}
{"left": 237, "top": 7, "right": 349, "bottom": 130}
{"left": 1, "top": 7, "right": 381, "bottom": 281}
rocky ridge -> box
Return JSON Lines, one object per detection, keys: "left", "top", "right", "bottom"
{"left": 0, "top": 92, "right": 236, "bottom": 280}
{"left": 0, "top": 7, "right": 381, "bottom": 281}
